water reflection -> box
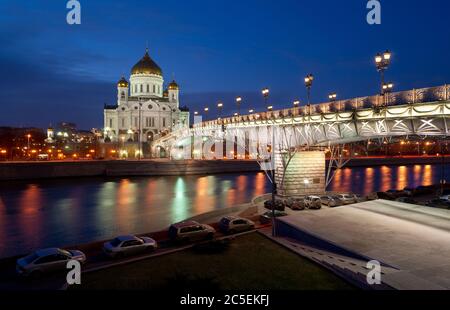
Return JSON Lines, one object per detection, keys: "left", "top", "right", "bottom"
{"left": 1, "top": 165, "right": 449, "bottom": 258}
{"left": 328, "top": 164, "right": 448, "bottom": 195}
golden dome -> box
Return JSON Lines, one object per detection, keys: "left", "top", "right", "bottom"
{"left": 117, "top": 76, "right": 129, "bottom": 88}
{"left": 131, "top": 49, "right": 162, "bottom": 76}
{"left": 168, "top": 80, "right": 179, "bottom": 90}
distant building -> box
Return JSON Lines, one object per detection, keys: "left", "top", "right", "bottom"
{"left": 103, "top": 49, "right": 190, "bottom": 144}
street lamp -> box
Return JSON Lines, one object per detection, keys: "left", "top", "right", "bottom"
{"left": 328, "top": 93, "right": 337, "bottom": 101}
{"left": 375, "top": 50, "right": 392, "bottom": 94}
{"left": 217, "top": 102, "right": 223, "bottom": 118}
{"left": 262, "top": 88, "right": 269, "bottom": 103}
{"left": 194, "top": 111, "right": 199, "bottom": 116}
{"left": 382, "top": 82, "right": 394, "bottom": 107}
{"left": 249, "top": 109, "right": 254, "bottom": 114}
{"left": 262, "top": 88, "right": 277, "bottom": 236}
{"left": 304, "top": 74, "right": 314, "bottom": 116}
{"left": 293, "top": 100, "right": 300, "bottom": 108}
{"left": 235, "top": 96, "right": 242, "bottom": 115}
{"left": 26, "top": 134, "right": 31, "bottom": 150}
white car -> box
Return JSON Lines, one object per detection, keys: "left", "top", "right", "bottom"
{"left": 219, "top": 216, "right": 255, "bottom": 234}
{"left": 103, "top": 235, "right": 157, "bottom": 258}
{"left": 336, "top": 194, "right": 356, "bottom": 205}
{"left": 440, "top": 195, "right": 450, "bottom": 201}
{"left": 305, "top": 196, "right": 322, "bottom": 209}
{"left": 16, "top": 248, "right": 86, "bottom": 277}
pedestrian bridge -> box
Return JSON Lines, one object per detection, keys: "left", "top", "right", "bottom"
{"left": 153, "top": 84, "right": 450, "bottom": 159}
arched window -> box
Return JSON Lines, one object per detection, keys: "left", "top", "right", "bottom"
{"left": 153, "top": 85, "right": 156, "bottom": 93}
{"left": 121, "top": 91, "right": 125, "bottom": 99}
{"left": 140, "top": 84, "right": 143, "bottom": 92}
{"left": 147, "top": 84, "right": 149, "bottom": 93}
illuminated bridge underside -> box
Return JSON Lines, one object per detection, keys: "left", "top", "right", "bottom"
{"left": 159, "top": 101, "right": 450, "bottom": 154}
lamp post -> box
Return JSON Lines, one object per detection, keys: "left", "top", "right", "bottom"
{"left": 26, "top": 134, "right": 31, "bottom": 151}
{"left": 382, "top": 82, "right": 394, "bottom": 107}
{"left": 249, "top": 109, "right": 254, "bottom": 114}
{"left": 236, "top": 96, "right": 242, "bottom": 116}
{"left": 375, "top": 50, "right": 392, "bottom": 95}
{"left": 262, "top": 87, "right": 276, "bottom": 236}
{"left": 138, "top": 99, "right": 143, "bottom": 160}
{"left": 217, "top": 102, "right": 223, "bottom": 119}
{"left": 304, "top": 74, "right": 314, "bottom": 116}
{"left": 328, "top": 93, "right": 337, "bottom": 102}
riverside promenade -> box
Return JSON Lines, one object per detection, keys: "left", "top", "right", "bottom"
{"left": 0, "top": 159, "right": 261, "bottom": 181}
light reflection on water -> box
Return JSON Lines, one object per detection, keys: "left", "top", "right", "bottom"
{"left": 0, "top": 164, "right": 448, "bottom": 258}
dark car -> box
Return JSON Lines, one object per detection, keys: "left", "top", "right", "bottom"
{"left": 285, "top": 198, "right": 306, "bottom": 210}
{"left": 264, "top": 199, "right": 286, "bottom": 211}
{"left": 259, "top": 210, "right": 288, "bottom": 225}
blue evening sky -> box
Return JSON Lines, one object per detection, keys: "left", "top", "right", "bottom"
{"left": 0, "top": 0, "right": 449, "bottom": 129}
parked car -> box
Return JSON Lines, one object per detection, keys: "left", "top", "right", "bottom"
{"left": 395, "top": 197, "right": 418, "bottom": 204}
{"left": 169, "top": 221, "right": 215, "bottom": 243}
{"left": 103, "top": 235, "right": 157, "bottom": 258}
{"left": 439, "top": 195, "right": 450, "bottom": 201}
{"left": 352, "top": 194, "right": 365, "bottom": 203}
{"left": 264, "top": 199, "right": 286, "bottom": 211}
{"left": 305, "top": 196, "right": 322, "bottom": 210}
{"left": 414, "top": 186, "right": 435, "bottom": 196}
{"left": 16, "top": 248, "right": 86, "bottom": 277}
{"left": 428, "top": 199, "right": 450, "bottom": 209}
{"left": 285, "top": 198, "right": 306, "bottom": 210}
{"left": 219, "top": 216, "right": 255, "bottom": 234}
{"left": 336, "top": 194, "right": 357, "bottom": 205}
{"left": 259, "top": 210, "right": 288, "bottom": 224}
{"left": 320, "top": 195, "right": 343, "bottom": 207}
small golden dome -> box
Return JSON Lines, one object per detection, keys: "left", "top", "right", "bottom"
{"left": 131, "top": 49, "right": 162, "bottom": 76}
{"left": 168, "top": 80, "right": 179, "bottom": 90}
{"left": 117, "top": 76, "right": 129, "bottom": 88}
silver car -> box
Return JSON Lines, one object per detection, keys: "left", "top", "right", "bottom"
{"left": 336, "top": 194, "right": 356, "bottom": 205}
{"left": 219, "top": 216, "right": 255, "bottom": 234}
{"left": 169, "top": 221, "right": 216, "bottom": 242}
{"left": 103, "top": 235, "right": 157, "bottom": 258}
{"left": 305, "top": 196, "right": 322, "bottom": 209}
{"left": 16, "top": 248, "right": 86, "bottom": 277}
{"left": 320, "top": 195, "right": 344, "bottom": 207}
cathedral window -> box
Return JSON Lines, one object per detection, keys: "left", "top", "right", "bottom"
{"left": 121, "top": 91, "right": 125, "bottom": 99}
{"left": 153, "top": 85, "right": 156, "bottom": 93}
{"left": 134, "top": 117, "right": 138, "bottom": 126}
{"left": 140, "top": 84, "right": 143, "bottom": 92}
{"left": 109, "top": 119, "right": 113, "bottom": 128}
{"left": 147, "top": 84, "right": 149, "bottom": 93}
{"left": 162, "top": 117, "right": 166, "bottom": 127}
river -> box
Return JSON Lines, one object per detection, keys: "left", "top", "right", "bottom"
{"left": 0, "top": 164, "right": 448, "bottom": 258}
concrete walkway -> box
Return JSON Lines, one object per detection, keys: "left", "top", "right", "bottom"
{"left": 274, "top": 200, "right": 450, "bottom": 290}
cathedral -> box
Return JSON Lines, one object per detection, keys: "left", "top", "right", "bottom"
{"left": 103, "top": 49, "right": 190, "bottom": 150}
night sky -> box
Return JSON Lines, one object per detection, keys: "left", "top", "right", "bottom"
{"left": 1, "top": 0, "right": 450, "bottom": 129}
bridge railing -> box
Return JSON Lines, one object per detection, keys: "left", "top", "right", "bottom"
{"left": 194, "top": 84, "right": 449, "bottom": 128}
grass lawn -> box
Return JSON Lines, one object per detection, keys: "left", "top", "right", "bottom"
{"left": 76, "top": 232, "right": 354, "bottom": 290}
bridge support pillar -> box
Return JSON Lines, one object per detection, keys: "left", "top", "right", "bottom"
{"left": 275, "top": 151, "right": 326, "bottom": 197}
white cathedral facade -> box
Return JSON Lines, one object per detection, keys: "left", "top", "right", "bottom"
{"left": 103, "top": 49, "right": 190, "bottom": 146}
